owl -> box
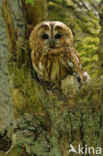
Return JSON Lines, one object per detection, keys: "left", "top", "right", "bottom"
{"left": 29, "top": 21, "right": 90, "bottom": 86}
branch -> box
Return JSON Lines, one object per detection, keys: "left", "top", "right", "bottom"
{"left": 2, "top": 0, "right": 17, "bottom": 60}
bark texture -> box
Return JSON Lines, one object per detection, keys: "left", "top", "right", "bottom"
{"left": 0, "top": 0, "right": 103, "bottom": 156}
{"left": 0, "top": 0, "right": 25, "bottom": 130}
{"left": 98, "top": 0, "right": 103, "bottom": 73}
{"left": 0, "top": 0, "right": 100, "bottom": 130}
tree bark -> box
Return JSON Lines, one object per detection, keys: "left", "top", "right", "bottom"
{"left": 0, "top": 0, "right": 103, "bottom": 156}
{"left": 98, "top": 0, "right": 103, "bottom": 74}
{"left": 48, "top": 0, "right": 100, "bottom": 78}
{"left": 0, "top": 0, "right": 99, "bottom": 129}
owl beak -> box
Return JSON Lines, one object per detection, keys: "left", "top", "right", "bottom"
{"left": 50, "top": 41, "right": 55, "bottom": 48}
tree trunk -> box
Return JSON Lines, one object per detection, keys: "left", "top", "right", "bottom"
{"left": 0, "top": 0, "right": 99, "bottom": 128}
{"left": 98, "top": 0, "right": 103, "bottom": 73}
{"left": 0, "top": 0, "right": 103, "bottom": 156}
{"left": 48, "top": 0, "right": 100, "bottom": 78}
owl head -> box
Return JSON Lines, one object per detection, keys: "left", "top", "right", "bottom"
{"left": 29, "top": 21, "right": 73, "bottom": 50}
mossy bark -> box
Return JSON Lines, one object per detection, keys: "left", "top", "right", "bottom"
{"left": 48, "top": 0, "right": 100, "bottom": 78}
{"left": 1, "top": 0, "right": 103, "bottom": 156}
{"left": 98, "top": 0, "right": 103, "bottom": 74}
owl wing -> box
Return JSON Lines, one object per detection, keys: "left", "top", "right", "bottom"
{"left": 70, "top": 48, "right": 91, "bottom": 81}
{"left": 62, "top": 47, "right": 86, "bottom": 83}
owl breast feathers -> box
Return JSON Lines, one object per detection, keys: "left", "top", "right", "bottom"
{"left": 29, "top": 21, "right": 90, "bottom": 85}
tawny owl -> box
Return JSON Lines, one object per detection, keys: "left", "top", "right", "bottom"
{"left": 29, "top": 21, "right": 90, "bottom": 86}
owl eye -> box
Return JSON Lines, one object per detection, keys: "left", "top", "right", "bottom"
{"left": 55, "top": 34, "right": 62, "bottom": 39}
{"left": 42, "top": 34, "right": 49, "bottom": 39}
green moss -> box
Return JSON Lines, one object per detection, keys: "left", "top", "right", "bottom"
{"left": 48, "top": 2, "right": 58, "bottom": 8}
{"left": 65, "top": 0, "right": 74, "bottom": 6}
{"left": 75, "top": 37, "right": 99, "bottom": 78}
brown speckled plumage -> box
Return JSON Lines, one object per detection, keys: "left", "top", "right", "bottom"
{"left": 29, "top": 21, "right": 90, "bottom": 85}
